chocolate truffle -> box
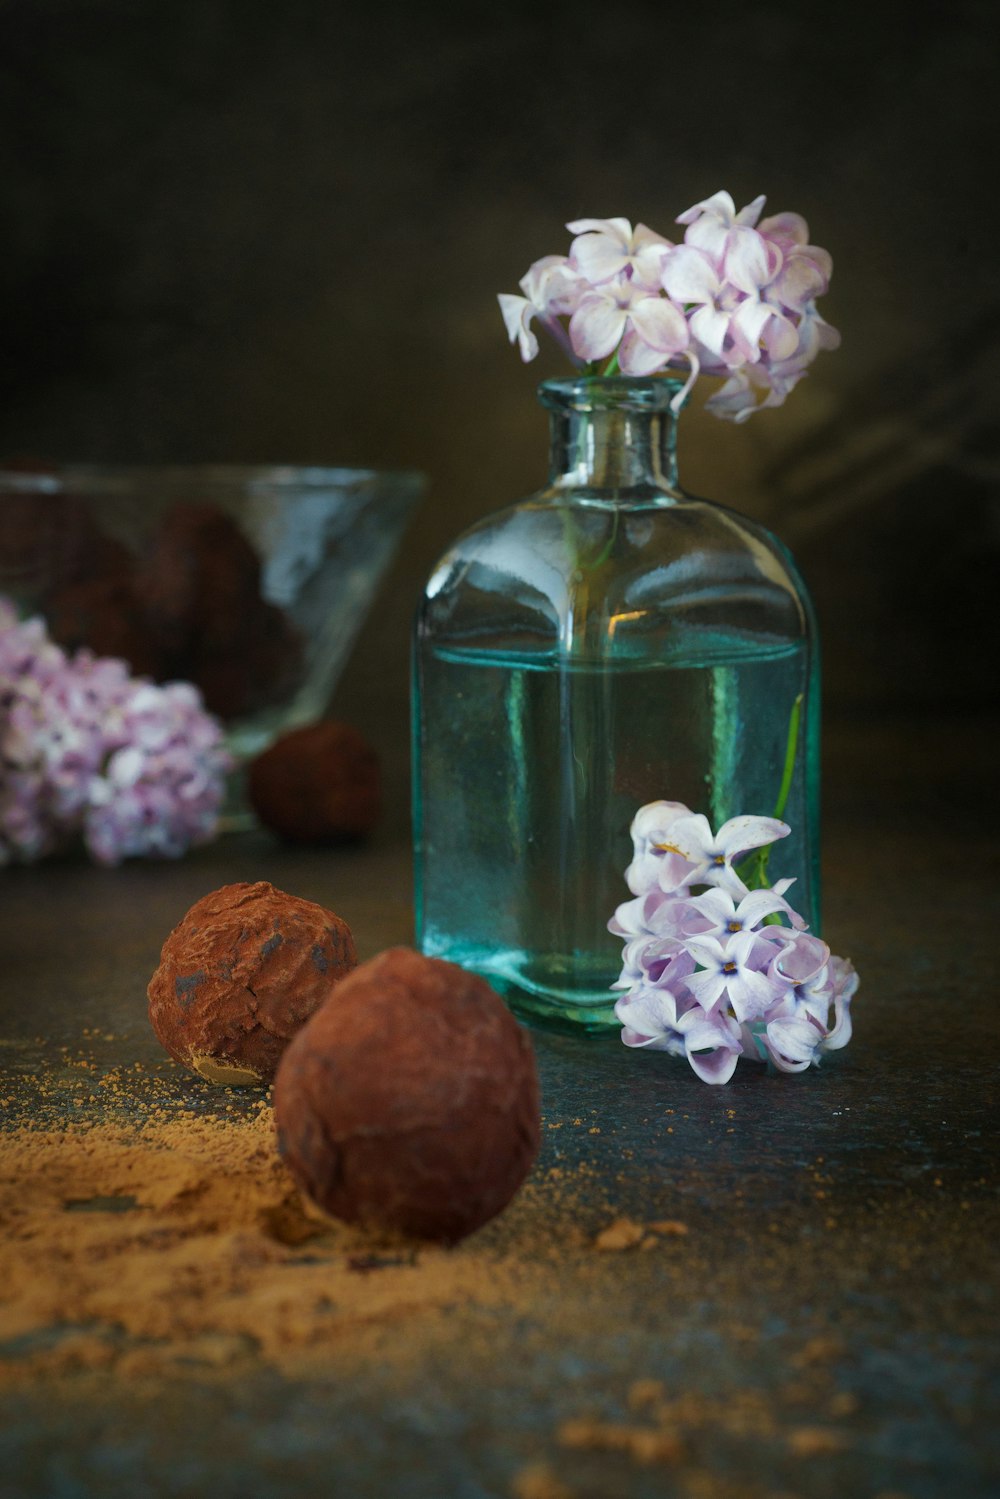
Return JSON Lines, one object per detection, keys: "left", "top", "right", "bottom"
{"left": 273, "top": 947, "right": 541, "bottom": 1243}
{"left": 148, "top": 881, "right": 357, "bottom": 1086}
{"left": 248, "top": 721, "right": 381, "bottom": 842}
{"left": 43, "top": 574, "right": 166, "bottom": 678}
{"left": 135, "top": 502, "right": 304, "bottom": 718}
{"left": 0, "top": 470, "right": 128, "bottom": 596}
{"left": 136, "top": 502, "right": 263, "bottom": 660}
{"left": 190, "top": 599, "right": 303, "bottom": 719}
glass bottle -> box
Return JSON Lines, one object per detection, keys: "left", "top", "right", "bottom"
{"left": 412, "top": 377, "right": 820, "bottom": 1030}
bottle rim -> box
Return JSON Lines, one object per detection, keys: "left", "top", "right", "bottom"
{"left": 538, "top": 375, "right": 685, "bottom": 414}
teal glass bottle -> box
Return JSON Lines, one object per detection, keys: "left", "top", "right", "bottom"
{"left": 412, "top": 377, "right": 820, "bottom": 1030}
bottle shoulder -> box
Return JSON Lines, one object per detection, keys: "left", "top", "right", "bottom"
{"left": 417, "top": 492, "right": 816, "bottom": 660}
{"left": 423, "top": 492, "right": 807, "bottom": 600}
{"left": 434, "top": 486, "right": 791, "bottom": 550}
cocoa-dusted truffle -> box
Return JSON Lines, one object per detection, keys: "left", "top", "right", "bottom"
{"left": 135, "top": 501, "right": 303, "bottom": 718}
{"left": 148, "top": 881, "right": 357, "bottom": 1086}
{"left": 273, "top": 947, "right": 541, "bottom": 1243}
{"left": 136, "top": 502, "right": 263, "bottom": 659}
{"left": 0, "top": 471, "right": 129, "bottom": 596}
{"left": 248, "top": 721, "right": 381, "bottom": 842}
{"left": 190, "top": 599, "right": 303, "bottom": 720}
{"left": 43, "top": 574, "right": 166, "bottom": 678}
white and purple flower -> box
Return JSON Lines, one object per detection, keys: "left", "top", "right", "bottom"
{"left": 610, "top": 796, "right": 857, "bottom": 1084}
{"left": 498, "top": 188, "right": 839, "bottom": 421}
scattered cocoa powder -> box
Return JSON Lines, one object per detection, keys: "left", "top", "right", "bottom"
{"left": 627, "top": 1377, "right": 667, "bottom": 1411}
{"left": 790, "top": 1334, "right": 847, "bottom": 1367}
{"left": 593, "top": 1216, "right": 690, "bottom": 1252}
{"left": 0, "top": 1040, "right": 612, "bottom": 1388}
{"left": 510, "top": 1462, "right": 575, "bottom": 1499}
{"left": 648, "top": 1218, "right": 690, "bottom": 1236}
{"left": 557, "top": 1417, "right": 684, "bottom": 1465}
{"left": 0, "top": 1107, "right": 557, "bottom": 1385}
{"left": 593, "top": 1217, "right": 646, "bottom": 1252}
{"left": 786, "top": 1425, "right": 849, "bottom": 1456}
{"left": 0, "top": 1039, "right": 862, "bottom": 1494}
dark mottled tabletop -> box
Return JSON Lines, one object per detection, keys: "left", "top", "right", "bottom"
{"left": 1, "top": 717, "right": 997, "bottom": 1499}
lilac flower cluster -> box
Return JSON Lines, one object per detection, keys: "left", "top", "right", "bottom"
{"left": 498, "top": 189, "right": 839, "bottom": 422}
{"left": 0, "top": 598, "right": 230, "bottom": 867}
{"left": 610, "top": 801, "right": 856, "bottom": 1084}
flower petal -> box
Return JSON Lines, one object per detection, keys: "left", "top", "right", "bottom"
{"left": 630, "top": 247, "right": 669, "bottom": 291}
{"left": 520, "top": 255, "right": 585, "bottom": 316}
{"left": 724, "top": 226, "right": 772, "bottom": 293}
{"left": 704, "top": 372, "right": 757, "bottom": 422}
{"left": 565, "top": 216, "right": 632, "bottom": 242}
{"left": 631, "top": 799, "right": 691, "bottom": 835}
{"left": 568, "top": 295, "right": 627, "bottom": 362}
{"left": 663, "top": 812, "right": 714, "bottom": 863}
{"left": 617, "top": 331, "right": 672, "bottom": 376}
{"left": 607, "top": 892, "right": 649, "bottom": 938}
{"left": 661, "top": 245, "right": 719, "bottom": 304}
{"left": 716, "top": 815, "right": 790, "bottom": 859}
{"left": 735, "top": 194, "right": 767, "bottom": 227}
{"left": 570, "top": 237, "right": 629, "bottom": 286}
{"left": 686, "top": 1038, "right": 741, "bottom": 1085}
{"left": 758, "top": 210, "right": 809, "bottom": 244}
{"left": 685, "top": 968, "right": 728, "bottom": 1009}
{"left": 676, "top": 190, "right": 735, "bottom": 226}
{"left": 728, "top": 966, "right": 777, "bottom": 1024}
{"left": 730, "top": 297, "right": 773, "bottom": 362}
{"left": 670, "top": 349, "right": 701, "bottom": 414}
{"left": 497, "top": 293, "right": 539, "bottom": 362}
{"left": 633, "top": 222, "right": 672, "bottom": 250}
{"left": 685, "top": 887, "right": 735, "bottom": 930}
{"left": 567, "top": 220, "right": 634, "bottom": 285}
{"left": 626, "top": 295, "right": 689, "bottom": 353}
{"left": 768, "top": 250, "right": 831, "bottom": 310}
{"left": 689, "top": 305, "right": 732, "bottom": 360}
{"left": 738, "top": 887, "right": 806, "bottom": 931}
{"left": 762, "top": 309, "right": 801, "bottom": 360}
{"left": 764, "top": 1015, "right": 822, "bottom": 1069}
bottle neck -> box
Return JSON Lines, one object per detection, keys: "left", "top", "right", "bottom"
{"left": 540, "top": 377, "right": 682, "bottom": 497}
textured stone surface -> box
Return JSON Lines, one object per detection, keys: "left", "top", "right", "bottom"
{"left": 147, "top": 880, "right": 357, "bottom": 1084}
{"left": 274, "top": 947, "right": 540, "bottom": 1241}
{"left": 0, "top": 716, "right": 997, "bottom": 1497}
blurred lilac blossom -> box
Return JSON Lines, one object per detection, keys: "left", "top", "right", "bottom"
{"left": 0, "top": 598, "right": 230, "bottom": 867}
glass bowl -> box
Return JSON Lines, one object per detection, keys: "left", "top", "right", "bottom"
{"left": 0, "top": 464, "right": 425, "bottom": 761}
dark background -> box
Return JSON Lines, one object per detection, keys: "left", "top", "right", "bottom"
{"left": 1, "top": 0, "right": 997, "bottom": 813}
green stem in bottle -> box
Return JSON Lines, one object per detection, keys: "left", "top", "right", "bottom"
{"left": 589, "top": 508, "right": 620, "bottom": 569}
{"left": 771, "top": 692, "right": 803, "bottom": 823}
{"left": 561, "top": 369, "right": 621, "bottom": 573}
{"left": 736, "top": 692, "right": 804, "bottom": 896}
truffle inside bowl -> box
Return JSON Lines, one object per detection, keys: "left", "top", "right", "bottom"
{"left": 0, "top": 465, "right": 424, "bottom": 772}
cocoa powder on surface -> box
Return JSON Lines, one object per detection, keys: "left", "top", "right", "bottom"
{"left": 0, "top": 1118, "right": 546, "bottom": 1384}
{"left": 0, "top": 1044, "right": 894, "bottom": 1498}
{"left": 0, "top": 1048, "right": 566, "bottom": 1386}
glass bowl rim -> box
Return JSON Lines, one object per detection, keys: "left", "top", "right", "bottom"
{"left": 0, "top": 464, "right": 427, "bottom": 498}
